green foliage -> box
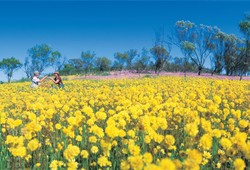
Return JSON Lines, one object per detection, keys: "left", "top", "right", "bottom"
{"left": 239, "top": 15, "right": 250, "bottom": 38}
{"left": 164, "top": 57, "right": 196, "bottom": 73}
{"left": 150, "top": 45, "right": 170, "bottom": 75}
{"left": 95, "top": 57, "right": 112, "bottom": 71}
{"left": 60, "top": 63, "right": 81, "bottom": 75}
{"left": 125, "top": 49, "right": 137, "bottom": 70}
{"left": 50, "top": 51, "right": 66, "bottom": 71}
{"left": 133, "top": 48, "right": 151, "bottom": 73}
{"left": 143, "top": 74, "right": 151, "bottom": 78}
{"left": 114, "top": 52, "right": 128, "bottom": 71}
{"left": 238, "top": 14, "right": 250, "bottom": 79}
{"left": 174, "top": 20, "right": 219, "bottom": 75}
{"left": 24, "top": 44, "right": 53, "bottom": 78}
{"left": 0, "top": 57, "right": 22, "bottom": 82}
{"left": 81, "top": 51, "right": 96, "bottom": 76}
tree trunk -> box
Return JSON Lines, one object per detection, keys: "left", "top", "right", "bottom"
{"left": 198, "top": 66, "right": 202, "bottom": 75}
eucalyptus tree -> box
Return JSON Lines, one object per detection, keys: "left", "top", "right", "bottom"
{"left": 173, "top": 20, "right": 219, "bottom": 75}
{"left": 133, "top": 48, "right": 151, "bottom": 74}
{"left": 114, "top": 52, "right": 128, "bottom": 72}
{"left": 151, "top": 27, "right": 171, "bottom": 75}
{"left": 50, "top": 51, "right": 66, "bottom": 72}
{"left": 239, "top": 14, "right": 250, "bottom": 79}
{"left": 81, "top": 51, "right": 95, "bottom": 77}
{"left": 212, "top": 31, "right": 242, "bottom": 75}
{"left": 95, "top": 57, "right": 112, "bottom": 71}
{"left": 125, "top": 49, "right": 137, "bottom": 70}
{"left": 0, "top": 57, "right": 22, "bottom": 82}
{"left": 24, "top": 44, "right": 52, "bottom": 78}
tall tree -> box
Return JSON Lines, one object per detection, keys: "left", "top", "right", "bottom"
{"left": 60, "top": 59, "right": 83, "bottom": 75}
{"left": 211, "top": 31, "right": 239, "bottom": 75}
{"left": 23, "top": 57, "right": 33, "bottom": 79}
{"left": 50, "top": 51, "right": 66, "bottom": 71}
{"left": 224, "top": 41, "right": 241, "bottom": 76}
{"left": 174, "top": 20, "right": 219, "bottom": 75}
{"left": 81, "top": 51, "right": 95, "bottom": 77}
{"left": 133, "top": 48, "right": 151, "bottom": 74}
{"left": 0, "top": 57, "right": 22, "bottom": 82}
{"left": 213, "top": 32, "right": 242, "bottom": 76}
{"left": 151, "top": 27, "right": 171, "bottom": 75}
{"left": 239, "top": 14, "right": 250, "bottom": 79}
{"left": 150, "top": 46, "right": 170, "bottom": 75}
{"left": 114, "top": 52, "right": 128, "bottom": 72}
{"left": 95, "top": 57, "right": 111, "bottom": 71}
{"left": 125, "top": 49, "right": 137, "bottom": 70}
{"left": 68, "top": 58, "right": 84, "bottom": 70}
{"left": 210, "top": 31, "right": 226, "bottom": 75}
{"left": 24, "top": 44, "right": 52, "bottom": 78}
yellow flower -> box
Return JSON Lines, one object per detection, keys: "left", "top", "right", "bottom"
{"left": 216, "top": 162, "right": 221, "bottom": 168}
{"left": 143, "top": 152, "right": 153, "bottom": 164}
{"left": 55, "top": 123, "right": 62, "bottom": 130}
{"left": 144, "top": 135, "right": 151, "bottom": 144}
{"left": 50, "top": 160, "right": 59, "bottom": 170}
{"left": 97, "top": 155, "right": 111, "bottom": 167}
{"left": 89, "top": 136, "right": 97, "bottom": 143}
{"left": 187, "top": 149, "right": 202, "bottom": 164}
{"left": 120, "top": 160, "right": 130, "bottom": 170}
{"left": 184, "top": 123, "right": 198, "bottom": 137}
{"left": 13, "top": 119, "right": 22, "bottom": 128}
{"left": 203, "top": 151, "right": 211, "bottom": 159}
{"left": 35, "top": 163, "right": 41, "bottom": 167}
{"left": 234, "top": 158, "right": 245, "bottom": 170}
{"left": 96, "top": 111, "right": 107, "bottom": 120}
{"left": 81, "top": 150, "right": 89, "bottom": 159}
{"left": 27, "top": 139, "right": 40, "bottom": 151}
{"left": 199, "top": 134, "right": 212, "bottom": 150}
{"left": 165, "top": 135, "right": 175, "bottom": 147}
{"left": 213, "top": 95, "right": 221, "bottom": 104}
{"left": 159, "top": 158, "right": 176, "bottom": 170}
{"left": 239, "top": 119, "right": 248, "bottom": 128}
{"left": 128, "top": 144, "right": 140, "bottom": 156}
{"left": 9, "top": 146, "right": 26, "bottom": 158}
{"left": 62, "top": 105, "right": 70, "bottom": 112}
{"left": 67, "top": 160, "right": 78, "bottom": 170}
{"left": 57, "top": 143, "right": 63, "bottom": 150}
{"left": 127, "top": 130, "right": 135, "bottom": 138}
{"left": 128, "top": 156, "right": 144, "bottom": 170}
{"left": 91, "top": 146, "right": 99, "bottom": 154}
{"left": 220, "top": 137, "right": 232, "bottom": 150}
{"left": 67, "top": 117, "right": 77, "bottom": 126}
{"left": 212, "top": 129, "right": 222, "bottom": 138}
{"left": 183, "top": 159, "right": 200, "bottom": 170}
{"left": 63, "top": 144, "right": 80, "bottom": 161}
{"left": 76, "top": 135, "right": 82, "bottom": 142}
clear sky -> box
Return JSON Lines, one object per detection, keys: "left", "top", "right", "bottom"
{"left": 0, "top": 0, "right": 249, "bottom": 81}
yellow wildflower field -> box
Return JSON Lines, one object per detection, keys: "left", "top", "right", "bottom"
{"left": 0, "top": 77, "right": 249, "bottom": 170}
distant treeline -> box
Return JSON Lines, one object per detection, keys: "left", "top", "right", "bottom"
{"left": 0, "top": 16, "right": 249, "bottom": 82}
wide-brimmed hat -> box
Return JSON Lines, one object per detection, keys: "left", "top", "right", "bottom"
{"left": 54, "top": 71, "right": 59, "bottom": 75}
{"left": 34, "top": 71, "right": 39, "bottom": 75}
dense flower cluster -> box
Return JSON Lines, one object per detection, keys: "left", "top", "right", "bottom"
{"left": 0, "top": 77, "right": 249, "bottom": 169}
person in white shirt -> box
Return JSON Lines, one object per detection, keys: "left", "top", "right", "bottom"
{"left": 31, "top": 71, "right": 48, "bottom": 88}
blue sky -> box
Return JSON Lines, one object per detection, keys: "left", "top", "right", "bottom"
{"left": 0, "top": 1, "right": 249, "bottom": 81}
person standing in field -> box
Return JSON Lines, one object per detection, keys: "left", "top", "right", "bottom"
{"left": 31, "top": 71, "right": 48, "bottom": 88}
{"left": 48, "top": 71, "right": 64, "bottom": 88}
